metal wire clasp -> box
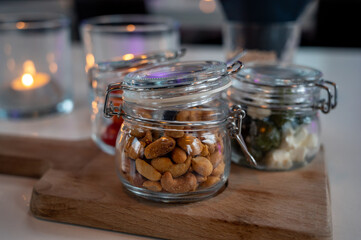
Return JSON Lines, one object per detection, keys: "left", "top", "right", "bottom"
{"left": 103, "top": 82, "right": 123, "bottom": 118}
{"left": 315, "top": 80, "right": 338, "bottom": 114}
{"left": 228, "top": 105, "right": 257, "bottom": 167}
{"left": 226, "top": 61, "right": 244, "bottom": 75}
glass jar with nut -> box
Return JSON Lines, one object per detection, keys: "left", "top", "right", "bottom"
{"left": 227, "top": 62, "right": 338, "bottom": 171}
{"left": 88, "top": 49, "right": 185, "bottom": 155}
{"left": 103, "top": 60, "right": 255, "bottom": 202}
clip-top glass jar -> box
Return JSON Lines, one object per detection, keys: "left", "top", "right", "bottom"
{"left": 103, "top": 60, "right": 255, "bottom": 202}
{"left": 227, "top": 62, "right": 338, "bottom": 171}
{"left": 89, "top": 49, "right": 185, "bottom": 155}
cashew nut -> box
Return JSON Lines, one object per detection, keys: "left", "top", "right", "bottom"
{"left": 135, "top": 158, "right": 161, "bottom": 181}
{"left": 204, "top": 143, "right": 216, "bottom": 154}
{"left": 161, "top": 172, "right": 197, "bottom": 193}
{"left": 200, "top": 144, "right": 210, "bottom": 157}
{"left": 151, "top": 157, "right": 173, "bottom": 173}
{"left": 126, "top": 137, "right": 146, "bottom": 160}
{"left": 199, "top": 132, "right": 217, "bottom": 154}
{"left": 195, "top": 173, "right": 207, "bottom": 183}
{"left": 211, "top": 161, "right": 225, "bottom": 176}
{"left": 177, "top": 134, "right": 203, "bottom": 156}
{"left": 200, "top": 176, "right": 220, "bottom": 188}
{"left": 169, "top": 155, "right": 191, "bottom": 177}
{"left": 191, "top": 156, "right": 213, "bottom": 177}
{"left": 142, "top": 181, "right": 162, "bottom": 192}
{"left": 171, "top": 147, "right": 187, "bottom": 163}
{"left": 209, "top": 151, "right": 223, "bottom": 168}
{"left": 144, "top": 136, "right": 176, "bottom": 159}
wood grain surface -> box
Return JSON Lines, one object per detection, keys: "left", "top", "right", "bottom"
{"left": 0, "top": 135, "right": 332, "bottom": 240}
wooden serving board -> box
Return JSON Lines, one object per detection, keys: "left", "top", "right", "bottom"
{"left": 0, "top": 135, "right": 332, "bottom": 240}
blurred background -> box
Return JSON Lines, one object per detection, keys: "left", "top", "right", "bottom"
{"left": 0, "top": 0, "right": 360, "bottom": 48}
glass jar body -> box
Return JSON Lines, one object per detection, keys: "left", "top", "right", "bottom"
{"left": 90, "top": 69, "right": 125, "bottom": 155}
{"left": 231, "top": 107, "right": 321, "bottom": 170}
{"left": 114, "top": 103, "right": 231, "bottom": 202}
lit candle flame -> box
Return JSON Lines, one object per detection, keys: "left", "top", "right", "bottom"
{"left": 11, "top": 60, "right": 50, "bottom": 91}
{"left": 21, "top": 73, "right": 34, "bottom": 87}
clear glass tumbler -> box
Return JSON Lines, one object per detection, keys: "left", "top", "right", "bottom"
{"left": 0, "top": 13, "right": 73, "bottom": 119}
{"left": 80, "top": 15, "right": 180, "bottom": 71}
{"left": 223, "top": 22, "right": 301, "bottom": 63}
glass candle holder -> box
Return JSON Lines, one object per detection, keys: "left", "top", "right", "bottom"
{"left": 0, "top": 13, "right": 73, "bottom": 119}
{"left": 80, "top": 14, "right": 180, "bottom": 71}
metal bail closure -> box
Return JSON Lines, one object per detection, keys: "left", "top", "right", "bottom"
{"left": 227, "top": 61, "right": 244, "bottom": 75}
{"left": 228, "top": 105, "right": 257, "bottom": 167}
{"left": 315, "top": 80, "right": 338, "bottom": 114}
{"left": 103, "top": 82, "right": 123, "bottom": 118}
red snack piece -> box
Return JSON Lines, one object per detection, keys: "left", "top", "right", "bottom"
{"left": 101, "top": 116, "right": 124, "bottom": 146}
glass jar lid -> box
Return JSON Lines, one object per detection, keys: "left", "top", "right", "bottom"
{"left": 236, "top": 62, "right": 323, "bottom": 86}
{"left": 121, "top": 60, "right": 235, "bottom": 106}
{"left": 229, "top": 62, "right": 337, "bottom": 114}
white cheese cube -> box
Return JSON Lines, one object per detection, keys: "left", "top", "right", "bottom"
{"left": 265, "top": 149, "right": 293, "bottom": 170}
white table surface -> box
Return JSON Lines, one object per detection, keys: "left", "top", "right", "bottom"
{"left": 0, "top": 45, "right": 360, "bottom": 239}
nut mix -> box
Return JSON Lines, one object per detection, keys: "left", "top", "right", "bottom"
{"left": 118, "top": 110, "right": 226, "bottom": 194}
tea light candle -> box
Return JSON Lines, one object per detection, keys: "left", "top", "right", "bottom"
{"left": 11, "top": 60, "right": 50, "bottom": 91}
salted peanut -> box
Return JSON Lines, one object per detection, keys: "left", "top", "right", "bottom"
{"left": 161, "top": 172, "right": 197, "bottom": 193}
{"left": 129, "top": 127, "right": 146, "bottom": 138}
{"left": 142, "top": 181, "right": 162, "bottom": 192}
{"left": 140, "top": 130, "right": 152, "bottom": 145}
{"left": 209, "top": 151, "right": 223, "bottom": 168}
{"left": 175, "top": 110, "right": 190, "bottom": 121}
{"left": 165, "top": 126, "right": 185, "bottom": 138}
{"left": 144, "top": 136, "right": 176, "bottom": 159}
{"left": 171, "top": 147, "right": 187, "bottom": 164}
{"left": 177, "top": 134, "right": 203, "bottom": 156}
{"left": 195, "top": 173, "right": 207, "bottom": 183}
{"left": 135, "top": 158, "right": 161, "bottom": 181}
{"left": 151, "top": 157, "right": 173, "bottom": 173}
{"left": 169, "top": 155, "right": 191, "bottom": 178}
{"left": 192, "top": 156, "right": 213, "bottom": 177}
{"left": 200, "top": 144, "right": 210, "bottom": 157}
{"left": 127, "top": 138, "right": 146, "bottom": 160}
{"left": 211, "top": 161, "right": 225, "bottom": 176}
{"left": 200, "top": 176, "right": 220, "bottom": 188}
